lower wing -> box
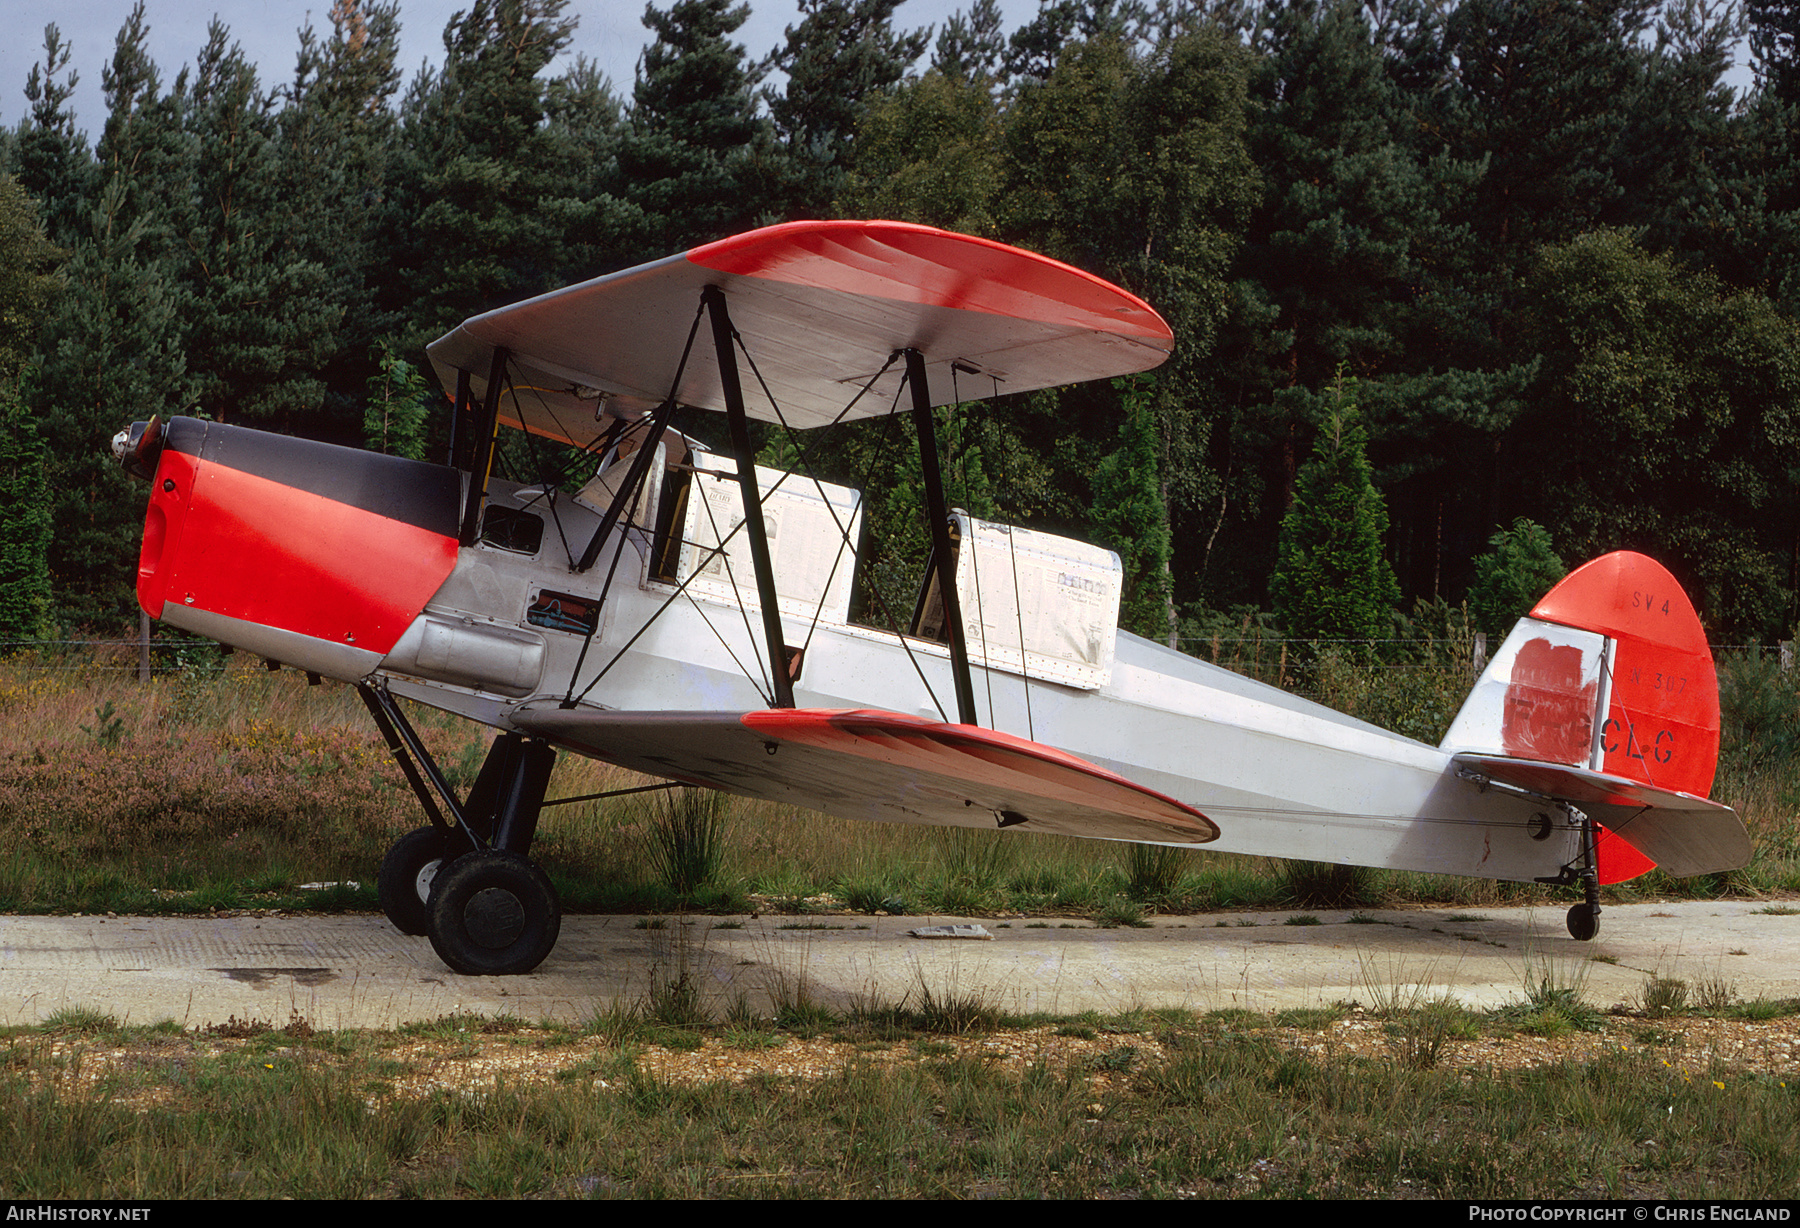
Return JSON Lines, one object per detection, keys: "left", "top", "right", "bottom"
{"left": 511, "top": 706, "right": 1218, "bottom": 845}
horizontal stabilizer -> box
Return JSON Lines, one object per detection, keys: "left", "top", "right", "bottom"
{"left": 1452, "top": 753, "right": 1750, "bottom": 877}
{"left": 511, "top": 706, "right": 1218, "bottom": 845}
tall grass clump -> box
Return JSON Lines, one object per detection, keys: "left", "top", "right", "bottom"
{"left": 1122, "top": 843, "right": 1188, "bottom": 904}
{"left": 930, "top": 827, "right": 1019, "bottom": 913}
{"left": 1277, "top": 858, "right": 1383, "bottom": 908}
{"left": 645, "top": 788, "right": 730, "bottom": 896}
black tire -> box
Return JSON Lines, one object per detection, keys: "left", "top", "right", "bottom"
{"left": 426, "top": 850, "right": 561, "bottom": 975}
{"left": 377, "top": 827, "right": 449, "bottom": 936}
{"left": 1566, "top": 903, "right": 1600, "bottom": 942}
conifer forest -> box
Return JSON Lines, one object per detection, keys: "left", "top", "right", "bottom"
{"left": 1, "top": 0, "right": 1797, "bottom": 651}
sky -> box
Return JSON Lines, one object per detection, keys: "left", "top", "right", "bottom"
{"left": 0, "top": 0, "right": 1036, "bottom": 136}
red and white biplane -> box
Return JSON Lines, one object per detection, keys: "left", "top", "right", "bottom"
{"left": 115, "top": 220, "right": 1752, "bottom": 974}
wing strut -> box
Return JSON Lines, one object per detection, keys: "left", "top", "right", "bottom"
{"left": 704, "top": 285, "right": 796, "bottom": 708}
{"left": 905, "top": 348, "right": 978, "bottom": 726}
{"left": 458, "top": 345, "right": 510, "bottom": 546}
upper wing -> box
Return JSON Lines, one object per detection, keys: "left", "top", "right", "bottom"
{"left": 511, "top": 705, "right": 1217, "bottom": 846}
{"left": 426, "top": 220, "right": 1174, "bottom": 445}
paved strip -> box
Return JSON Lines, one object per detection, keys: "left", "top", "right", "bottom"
{"left": 1, "top": 901, "right": 1794, "bottom": 1030}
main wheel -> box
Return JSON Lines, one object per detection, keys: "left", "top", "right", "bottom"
{"left": 1566, "top": 902, "right": 1600, "bottom": 942}
{"left": 426, "top": 850, "right": 561, "bottom": 975}
{"left": 377, "top": 827, "right": 449, "bottom": 936}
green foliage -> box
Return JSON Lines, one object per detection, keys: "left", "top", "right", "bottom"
{"left": 621, "top": 0, "right": 765, "bottom": 255}
{"left": 1090, "top": 376, "right": 1174, "bottom": 640}
{"left": 4, "top": 0, "right": 1798, "bottom": 644}
{"left": 78, "top": 701, "right": 125, "bottom": 748}
{"left": 361, "top": 342, "right": 433, "bottom": 460}
{"left": 762, "top": 0, "right": 928, "bottom": 214}
{"left": 181, "top": 21, "right": 338, "bottom": 429}
{"left": 1310, "top": 599, "right": 1480, "bottom": 744}
{"left": 1269, "top": 377, "right": 1399, "bottom": 643}
{"left": 1515, "top": 229, "right": 1800, "bottom": 639}
{"left": 1716, "top": 649, "right": 1800, "bottom": 779}
{"left": 838, "top": 69, "right": 1003, "bottom": 233}
{"left": 1468, "top": 519, "right": 1565, "bottom": 637}
{"left": 383, "top": 0, "right": 616, "bottom": 347}
{"left": 0, "top": 177, "right": 63, "bottom": 380}
{"left": 0, "top": 380, "right": 54, "bottom": 641}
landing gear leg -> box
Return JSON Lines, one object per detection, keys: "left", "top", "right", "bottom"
{"left": 427, "top": 732, "right": 563, "bottom": 974}
{"left": 360, "top": 685, "right": 562, "bottom": 972}
{"left": 1565, "top": 804, "right": 1601, "bottom": 942}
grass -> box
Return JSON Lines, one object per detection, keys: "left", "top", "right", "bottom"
{"left": 3, "top": 986, "right": 1796, "bottom": 1199}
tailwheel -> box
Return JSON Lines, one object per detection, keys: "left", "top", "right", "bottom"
{"left": 426, "top": 850, "right": 562, "bottom": 975}
{"left": 1566, "top": 902, "right": 1600, "bottom": 942}
{"left": 377, "top": 826, "right": 450, "bottom": 936}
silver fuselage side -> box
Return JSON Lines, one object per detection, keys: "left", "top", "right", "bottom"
{"left": 376, "top": 477, "right": 1576, "bottom": 882}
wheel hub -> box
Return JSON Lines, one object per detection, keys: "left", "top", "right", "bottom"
{"left": 413, "top": 859, "right": 442, "bottom": 905}
{"left": 464, "top": 887, "right": 527, "bottom": 949}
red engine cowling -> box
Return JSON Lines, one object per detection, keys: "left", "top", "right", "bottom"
{"left": 133, "top": 418, "right": 463, "bottom": 681}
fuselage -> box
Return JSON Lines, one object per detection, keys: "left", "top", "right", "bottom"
{"left": 136, "top": 417, "right": 1575, "bottom": 884}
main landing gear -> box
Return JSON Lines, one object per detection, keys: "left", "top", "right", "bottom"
{"left": 1536, "top": 802, "right": 1602, "bottom": 942}
{"left": 360, "top": 685, "right": 562, "bottom": 975}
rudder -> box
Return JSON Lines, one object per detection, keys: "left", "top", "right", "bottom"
{"left": 1443, "top": 552, "right": 1721, "bottom": 884}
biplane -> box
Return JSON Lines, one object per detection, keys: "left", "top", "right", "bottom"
{"left": 113, "top": 220, "right": 1752, "bottom": 975}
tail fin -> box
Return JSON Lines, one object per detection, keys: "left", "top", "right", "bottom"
{"left": 1443, "top": 552, "right": 1721, "bottom": 884}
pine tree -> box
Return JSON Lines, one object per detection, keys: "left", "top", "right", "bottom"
{"left": 1269, "top": 377, "right": 1399, "bottom": 642}
{"left": 182, "top": 20, "right": 337, "bottom": 431}
{"left": 761, "top": 0, "right": 929, "bottom": 215}
{"left": 932, "top": 0, "right": 1008, "bottom": 83}
{"left": 1468, "top": 518, "right": 1564, "bottom": 637}
{"left": 382, "top": 0, "right": 604, "bottom": 348}
{"left": 621, "top": 0, "right": 766, "bottom": 255}
{"left": 279, "top": 0, "right": 409, "bottom": 436}
{"left": 0, "top": 179, "right": 60, "bottom": 643}
{"left": 1748, "top": 0, "right": 1800, "bottom": 104}
{"left": 0, "top": 380, "right": 54, "bottom": 643}
{"left": 1089, "top": 376, "right": 1174, "bottom": 641}
{"left": 31, "top": 7, "right": 194, "bottom": 630}
{"left": 12, "top": 25, "right": 94, "bottom": 248}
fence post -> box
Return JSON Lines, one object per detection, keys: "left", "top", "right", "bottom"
{"left": 1473, "top": 632, "right": 1487, "bottom": 674}
{"left": 138, "top": 609, "right": 151, "bottom": 684}
{"left": 1781, "top": 640, "right": 1793, "bottom": 672}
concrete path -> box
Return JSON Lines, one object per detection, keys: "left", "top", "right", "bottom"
{"left": 2, "top": 900, "right": 1796, "bottom": 1030}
